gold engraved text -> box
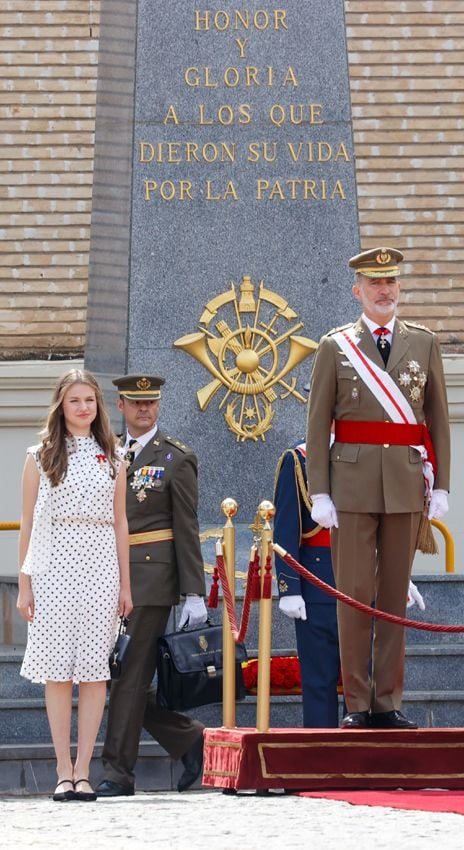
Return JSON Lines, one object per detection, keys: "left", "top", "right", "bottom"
{"left": 194, "top": 10, "right": 288, "bottom": 32}
{"left": 184, "top": 66, "right": 298, "bottom": 88}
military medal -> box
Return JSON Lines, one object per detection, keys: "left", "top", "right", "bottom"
{"left": 378, "top": 331, "right": 388, "bottom": 350}
{"left": 131, "top": 466, "right": 165, "bottom": 501}
{"left": 399, "top": 372, "right": 412, "bottom": 387}
{"left": 399, "top": 361, "right": 426, "bottom": 402}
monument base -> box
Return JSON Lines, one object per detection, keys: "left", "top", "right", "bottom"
{"left": 203, "top": 727, "right": 464, "bottom": 791}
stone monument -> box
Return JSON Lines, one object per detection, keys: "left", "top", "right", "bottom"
{"left": 86, "top": 1, "right": 360, "bottom": 522}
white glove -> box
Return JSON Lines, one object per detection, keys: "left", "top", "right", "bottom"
{"left": 311, "top": 493, "right": 339, "bottom": 529}
{"left": 407, "top": 580, "right": 425, "bottom": 611}
{"left": 428, "top": 489, "right": 449, "bottom": 521}
{"left": 279, "top": 595, "right": 307, "bottom": 621}
{"left": 178, "top": 595, "right": 208, "bottom": 629}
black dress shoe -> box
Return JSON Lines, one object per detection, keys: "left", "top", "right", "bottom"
{"left": 177, "top": 734, "right": 204, "bottom": 792}
{"left": 370, "top": 710, "right": 418, "bottom": 729}
{"left": 340, "top": 711, "right": 370, "bottom": 729}
{"left": 95, "top": 779, "right": 135, "bottom": 797}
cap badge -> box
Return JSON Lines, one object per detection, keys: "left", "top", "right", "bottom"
{"left": 376, "top": 250, "right": 391, "bottom": 265}
{"left": 137, "top": 377, "right": 151, "bottom": 390}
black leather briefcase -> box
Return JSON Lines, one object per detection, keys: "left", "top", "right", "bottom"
{"left": 156, "top": 623, "right": 248, "bottom": 711}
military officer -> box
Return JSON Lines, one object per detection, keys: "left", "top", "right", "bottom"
{"left": 96, "top": 374, "right": 208, "bottom": 796}
{"left": 306, "top": 246, "right": 450, "bottom": 729}
{"left": 274, "top": 439, "right": 340, "bottom": 727}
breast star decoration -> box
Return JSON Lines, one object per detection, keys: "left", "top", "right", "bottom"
{"left": 399, "top": 361, "right": 427, "bottom": 402}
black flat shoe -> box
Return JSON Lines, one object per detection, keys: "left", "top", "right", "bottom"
{"left": 95, "top": 779, "right": 135, "bottom": 797}
{"left": 177, "top": 733, "right": 204, "bottom": 792}
{"left": 340, "top": 711, "right": 371, "bottom": 729}
{"left": 74, "top": 778, "right": 97, "bottom": 802}
{"left": 53, "top": 779, "right": 76, "bottom": 802}
{"left": 370, "top": 710, "right": 418, "bottom": 729}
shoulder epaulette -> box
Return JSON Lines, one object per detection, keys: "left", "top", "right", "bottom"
{"left": 326, "top": 322, "right": 352, "bottom": 336}
{"left": 164, "top": 435, "right": 191, "bottom": 453}
{"left": 403, "top": 320, "right": 434, "bottom": 334}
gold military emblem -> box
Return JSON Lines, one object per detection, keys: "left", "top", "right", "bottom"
{"left": 376, "top": 250, "right": 391, "bottom": 265}
{"left": 174, "top": 275, "right": 318, "bottom": 442}
{"left": 137, "top": 377, "right": 151, "bottom": 390}
{"left": 198, "top": 635, "right": 208, "bottom": 651}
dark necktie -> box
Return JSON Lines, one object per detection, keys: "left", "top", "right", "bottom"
{"left": 125, "top": 438, "right": 140, "bottom": 465}
{"left": 374, "top": 326, "right": 391, "bottom": 366}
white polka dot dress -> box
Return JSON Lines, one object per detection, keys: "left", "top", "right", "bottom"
{"left": 21, "top": 436, "right": 122, "bottom": 684}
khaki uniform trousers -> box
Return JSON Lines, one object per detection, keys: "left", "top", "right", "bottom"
{"left": 102, "top": 605, "right": 203, "bottom": 789}
{"left": 331, "top": 511, "right": 422, "bottom": 714}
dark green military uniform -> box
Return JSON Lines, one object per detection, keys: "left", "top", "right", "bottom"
{"left": 101, "top": 376, "right": 206, "bottom": 790}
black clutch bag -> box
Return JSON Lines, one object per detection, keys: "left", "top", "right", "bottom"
{"left": 109, "top": 617, "right": 132, "bottom": 680}
{"left": 156, "top": 622, "right": 248, "bottom": 711}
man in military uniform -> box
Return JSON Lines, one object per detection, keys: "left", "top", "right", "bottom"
{"left": 96, "top": 374, "right": 208, "bottom": 796}
{"left": 274, "top": 439, "right": 340, "bottom": 727}
{"left": 307, "top": 247, "right": 450, "bottom": 729}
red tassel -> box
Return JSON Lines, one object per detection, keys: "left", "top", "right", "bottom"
{"left": 251, "top": 549, "right": 261, "bottom": 601}
{"left": 263, "top": 554, "right": 272, "bottom": 599}
{"left": 207, "top": 565, "right": 220, "bottom": 608}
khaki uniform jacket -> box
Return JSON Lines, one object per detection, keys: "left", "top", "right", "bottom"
{"left": 125, "top": 431, "right": 206, "bottom": 607}
{"left": 307, "top": 317, "right": 450, "bottom": 513}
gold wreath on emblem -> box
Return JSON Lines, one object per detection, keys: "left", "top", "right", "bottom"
{"left": 198, "top": 635, "right": 209, "bottom": 651}
{"left": 136, "top": 377, "right": 151, "bottom": 390}
{"left": 173, "top": 275, "right": 318, "bottom": 441}
{"left": 376, "top": 250, "right": 391, "bottom": 265}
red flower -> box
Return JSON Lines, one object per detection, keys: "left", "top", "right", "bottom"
{"left": 96, "top": 454, "right": 107, "bottom": 464}
{"left": 242, "top": 656, "right": 302, "bottom": 694}
{"left": 242, "top": 656, "right": 344, "bottom": 696}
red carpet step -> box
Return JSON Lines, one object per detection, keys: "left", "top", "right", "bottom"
{"left": 203, "top": 727, "right": 464, "bottom": 792}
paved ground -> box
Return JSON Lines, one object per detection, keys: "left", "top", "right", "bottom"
{"left": 1, "top": 789, "right": 463, "bottom": 849}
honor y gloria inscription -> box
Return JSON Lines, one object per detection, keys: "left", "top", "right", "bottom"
{"left": 86, "top": 1, "right": 360, "bottom": 518}
{"left": 139, "top": 8, "right": 351, "bottom": 204}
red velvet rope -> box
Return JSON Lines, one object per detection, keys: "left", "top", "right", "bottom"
{"left": 214, "top": 546, "right": 259, "bottom": 644}
{"left": 274, "top": 544, "right": 464, "bottom": 633}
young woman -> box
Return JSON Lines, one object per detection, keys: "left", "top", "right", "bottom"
{"left": 17, "top": 368, "right": 132, "bottom": 802}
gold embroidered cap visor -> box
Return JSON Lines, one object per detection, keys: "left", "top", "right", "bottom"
{"left": 348, "top": 246, "right": 404, "bottom": 278}
{"left": 112, "top": 374, "right": 165, "bottom": 400}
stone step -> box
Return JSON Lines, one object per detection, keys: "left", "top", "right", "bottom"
{"left": 404, "top": 643, "right": 464, "bottom": 690}
{"left": 2, "top": 688, "right": 464, "bottom": 746}
{"left": 2, "top": 640, "right": 464, "bottom": 700}
{"left": 3, "top": 573, "right": 464, "bottom": 651}
{"left": 2, "top": 574, "right": 464, "bottom": 745}
{"left": 0, "top": 740, "right": 174, "bottom": 796}
{"left": 3, "top": 691, "right": 464, "bottom": 795}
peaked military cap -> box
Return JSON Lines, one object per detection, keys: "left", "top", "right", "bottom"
{"left": 112, "top": 374, "right": 165, "bottom": 400}
{"left": 349, "top": 246, "right": 404, "bottom": 278}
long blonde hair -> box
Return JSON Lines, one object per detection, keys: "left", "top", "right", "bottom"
{"left": 39, "top": 368, "right": 119, "bottom": 486}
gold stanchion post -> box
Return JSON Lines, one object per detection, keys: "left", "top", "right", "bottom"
{"left": 256, "top": 500, "right": 275, "bottom": 732}
{"left": 220, "top": 497, "right": 238, "bottom": 729}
